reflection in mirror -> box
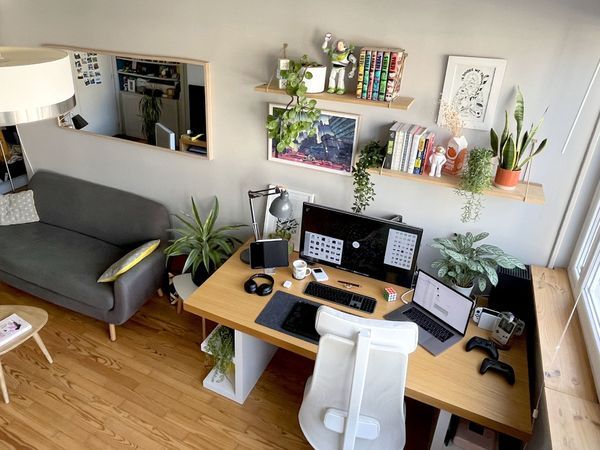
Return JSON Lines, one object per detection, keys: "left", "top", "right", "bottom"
{"left": 55, "top": 48, "right": 211, "bottom": 159}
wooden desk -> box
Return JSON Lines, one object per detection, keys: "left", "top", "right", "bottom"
{"left": 185, "top": 245, "right": 532, "bottom": 441}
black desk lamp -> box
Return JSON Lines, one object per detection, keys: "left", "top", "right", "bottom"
{"left": 240, "top": 186, "right": 293, "bottom": 264}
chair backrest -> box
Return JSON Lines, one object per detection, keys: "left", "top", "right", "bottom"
{"left": 299, "top": 306, "right": 418, "bottom": 450}
{"left": 29, "top": 171, "right": 170, "bottom": 247}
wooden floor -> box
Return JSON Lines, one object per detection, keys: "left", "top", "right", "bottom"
{"left": 0, "top": 283, "right": 435, "bottom": 449}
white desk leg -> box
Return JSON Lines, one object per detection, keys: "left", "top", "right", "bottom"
{"left": 202, "top": 329, "right": 277, "bottom": 405}
{"left": 430, "top": 409, "right": 454, "bottom": 450}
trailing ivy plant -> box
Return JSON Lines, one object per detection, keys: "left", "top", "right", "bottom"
{"left": 205, "top": 326, "right": 235, "bottom": 382}
{"left": 431, "top": 232, "right": 525, "bottom": 292}
{"left": 456, "top": 148, "right": 494, "bottom": 223}
{"left": 352, "top": 141, "right": 386, "bottom": 214}
{"left": 266, "top": 55, "right": 321, "bottom": 152}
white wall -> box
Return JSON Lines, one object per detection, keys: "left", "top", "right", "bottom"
{"left": 1, "top": 0, "right": 600, "bottom": 269}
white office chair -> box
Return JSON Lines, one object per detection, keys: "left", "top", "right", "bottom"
{"left": 298, "top": 306, "right": 419, "bottom": 450}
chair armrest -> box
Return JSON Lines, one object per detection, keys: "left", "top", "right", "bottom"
{"left": 110, "top": 248, "right": 166, "bottom": 325}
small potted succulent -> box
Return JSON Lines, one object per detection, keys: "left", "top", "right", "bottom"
{"left": 456, "top": 148, "right": 494, "bottom": 222}
{"left": 266, "top": 55, "right": 322, "bottom": 153}
{"left": 165, "top": 197, "right": 245, "bottom": 286}
{"left": 490, "top": 87, "right": 548, "bottom": 190}
{"left": 431, "top": 232, "right": 525, "bottom": 297}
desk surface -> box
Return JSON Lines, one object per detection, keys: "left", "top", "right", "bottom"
{"left": 184, "top": 244, "right": 532, "bottom": 440}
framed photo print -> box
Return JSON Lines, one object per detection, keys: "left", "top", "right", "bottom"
{"left": 267, "top": 103, "right": 359, "bottom": 176}
{"left": 438, "top": 56, "right": 507, "bottom": 130}
{"left": 263, "top": 185, "right": 315, "bottom": 251}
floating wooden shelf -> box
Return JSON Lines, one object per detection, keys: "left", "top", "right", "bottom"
{"left": 254, "top": 83, "right": 414, "bottom": 110}
{"left": 368, "top": 168, "right": 545, "bottom": 204}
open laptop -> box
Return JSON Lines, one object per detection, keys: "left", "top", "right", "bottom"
{"left": 385, "top": 270, "right": 474, "bottom": 356}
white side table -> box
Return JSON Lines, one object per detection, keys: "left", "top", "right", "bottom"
{"left": 172, "top": 273, "right": 206, "bottom": 339}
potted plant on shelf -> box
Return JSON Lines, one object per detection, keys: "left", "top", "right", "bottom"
{"left": 456, "top": 148, "right": 494, "bottom": 223}
{"left": 139, "top": 88, "right": 162, "bottom": 145}
{"left": 165, "top": 197, "right": 245, "bottom": 286}
{"left": 352, "top": 141, "right": 387, "bottom": 213}
{"left": 490, "top": 87, "right": 548, "bottom": 190}
{"left": 205, "top": 325, "right": 235, "bottom": 382}
{"left": 266, "top": 55, "right": 322, "bottom": 153}
{"left": 431, "top": 232, "right": 525, "bottom": 297}
{"left": 301, "top": 58, "right": 327, "bottom": 94}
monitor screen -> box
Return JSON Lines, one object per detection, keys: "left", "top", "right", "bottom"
{"left": 299, "top": 203, "right": 422, "bottom": 288}
{"left": 412, "top": 270, "right": 473, "bottom": 334}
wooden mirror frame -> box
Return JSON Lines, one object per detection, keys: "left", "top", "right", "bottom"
{"left": 44, "top": 44, "right": 213, "bottom": 160}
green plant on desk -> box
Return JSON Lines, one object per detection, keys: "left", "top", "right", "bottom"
{"left": 206, "top": 326, "right": 235, "bottom": 382}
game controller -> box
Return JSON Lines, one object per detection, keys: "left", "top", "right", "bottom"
{"left": 479, "top": 358, "right": 515, "bottom": 385}
{"left": 465, "top": 336, "right": 499, "bottom": 360}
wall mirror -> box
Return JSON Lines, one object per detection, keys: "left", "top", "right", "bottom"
{"left": 47, "top": 45, "right": 212, "bottom": 160}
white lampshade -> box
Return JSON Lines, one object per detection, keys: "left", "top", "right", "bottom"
{"left": 0, "top": 47, "right": 76, "bottom": 126}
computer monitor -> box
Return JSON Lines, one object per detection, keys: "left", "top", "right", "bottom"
{"left": 155, "top": 123, "right": 175, "bottom": 150}
{"left": 299, "top": 203, "right": 423, "bottom": 288}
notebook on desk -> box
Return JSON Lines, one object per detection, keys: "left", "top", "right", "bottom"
{"left": 385, "top": 270, "right": 474, "bottom": 356}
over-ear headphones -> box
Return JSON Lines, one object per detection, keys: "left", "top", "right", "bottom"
{"left": 244, "top": 273, "right": 274, "bottom": 296}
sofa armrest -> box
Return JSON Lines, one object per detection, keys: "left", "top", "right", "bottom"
{"left": 110, "top": 248, "right": 166, "bottom": 325}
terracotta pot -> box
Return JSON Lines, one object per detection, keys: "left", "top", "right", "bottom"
{"left": 494, "top": 167, "right": 521, "bottom": 190}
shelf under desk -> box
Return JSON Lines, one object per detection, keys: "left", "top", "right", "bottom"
{"left": 184, "top": 242, "right": 532, "bottom": 441}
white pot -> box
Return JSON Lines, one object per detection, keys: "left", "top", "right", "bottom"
{"left": 304, "top": 66, "right": 327, "bottom": 93}
{"left": 452, "top": 284, "right": 474, "bottom": 298}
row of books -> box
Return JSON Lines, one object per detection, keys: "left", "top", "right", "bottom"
{"left": 383, "top": 122, "right": 436, "bottom": 175}
{"left": 355, "top": 47, "right": 406, "bottom": 102}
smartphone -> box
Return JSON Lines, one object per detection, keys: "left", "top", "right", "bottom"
{"left": 312, "top": 267, "right": 328, "bottom": 282}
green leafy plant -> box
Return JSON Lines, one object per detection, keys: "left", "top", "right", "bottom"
{"left": 490, "top": 87, "right": 548, "bottom": 171}
{"left": 431, "top": 232, "right": 525, "bottom": 292}
{"left": 139, "top": 88, "right": 162, "bottom": 145}
{"left": 205, "top": 326, "right": 235, "bottom": 382}
{"left": 352, "top": 141, "right": 386, "bottom": 214}
{"left": 456, "top": 148, "right": 494, "bottom": 223}
{"left": 266, "top": 55, "right": 322, "bottom": 152}
{"left": 164, "top": 197, "right": 245, "bottom": 281}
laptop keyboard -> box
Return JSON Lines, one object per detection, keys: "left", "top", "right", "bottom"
{"left": 402, "top": 307, "right": 453, "bottom": 342}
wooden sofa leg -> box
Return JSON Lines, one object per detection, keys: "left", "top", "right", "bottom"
{"left": 157, "top": 288, "right": 164, "bottom": 297}
{"left": 108, "top": 324, "right": 117, "bottom": 341}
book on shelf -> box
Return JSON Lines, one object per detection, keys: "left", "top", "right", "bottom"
{"left": 405, "top": 127, "right": 427, "bottom": 173}
{"left": 361, "top": 50, "right": 372, "bottom": 99}
{"left": 357, "top": 46, "right": 405, "bottom": 102}
{"left": 0, "top": 313, "right": 32, "bottom": 347}
{"left": 391, "top": 123, "right": 409, "bottom": 171}
{"left": 421, "top": 132, "right": 437, "bottom": 175}
{"left": 355, "top": 49, "right": 367, "bottom": 98}
{"left": 384, "top": 121, "right": 402, "bottom": 170}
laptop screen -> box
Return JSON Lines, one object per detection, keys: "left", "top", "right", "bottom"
{"left": 412, "top": 270, "right": 473, "bottom": 334}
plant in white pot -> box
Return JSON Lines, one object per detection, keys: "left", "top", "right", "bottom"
{"left": 431, "top": 232, "right": 525, "bottom": 297}
{"left": 490, "top": 87, "right": 548, "bottom": 190}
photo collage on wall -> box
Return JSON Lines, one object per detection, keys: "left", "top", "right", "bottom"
{"left": 73, "top": 52, "right": 102, "bottom": 87}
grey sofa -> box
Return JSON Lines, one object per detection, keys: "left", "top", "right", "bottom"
{"left": 0, "top": 171, "right": 170, "bottom": 340}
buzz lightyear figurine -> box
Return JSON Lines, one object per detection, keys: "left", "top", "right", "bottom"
{"left": 322, "top": 33, "right": 357, "bottom": 95}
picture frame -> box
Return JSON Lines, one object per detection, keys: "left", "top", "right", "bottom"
{"left": 438, "top": 56, "right": 507, "bottom": 130}
{"left": 263, "top": 185, "right": 315, "bottom": 251}
{"left": 267, "top": 103, "right": 359, "bottom": 176}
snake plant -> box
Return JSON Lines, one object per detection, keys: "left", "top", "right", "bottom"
{"left": 490, "top": 87, "right": 548, "bottom": 171}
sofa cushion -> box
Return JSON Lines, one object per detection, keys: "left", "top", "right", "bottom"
{"left": 28, "top": 171, "right": 170, "bottom": 247}
{"left": 98, "top": 239, "right": 160, "bottom": 282}
{"left": 0, "top": 222, "right": 125, "bottom": 310}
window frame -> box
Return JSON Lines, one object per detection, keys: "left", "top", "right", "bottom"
{"left": 568, "top": 180, "right": 600, "bottom": 397}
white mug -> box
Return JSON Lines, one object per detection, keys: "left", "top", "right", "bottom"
{"left": 292, "top": 259, "right": 311, "bottom": 280}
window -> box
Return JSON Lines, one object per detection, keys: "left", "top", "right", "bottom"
{"left": 568, "top": 180, "right": 600, "bottom": 396}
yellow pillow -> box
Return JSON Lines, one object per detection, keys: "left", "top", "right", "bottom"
{"left": 97, "top": 240, "right": 160, "bottom": 283}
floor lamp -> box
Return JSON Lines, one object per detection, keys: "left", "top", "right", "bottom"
{"left": 0, "top": 47, "right": 76, "bottom": 191}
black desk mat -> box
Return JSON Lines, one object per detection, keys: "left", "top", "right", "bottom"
{"left": 255, "top": 290, "right": 321, "bottom": 344}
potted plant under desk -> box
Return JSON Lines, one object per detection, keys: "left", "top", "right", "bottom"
{"left": 165, "top": 197, "right": 246, "bottom": 286}
{"left": 490, "top": 87, "right": 548, "bottom": 190}
{"left": 431, "top": 232, "right": 525, "bottom": 297}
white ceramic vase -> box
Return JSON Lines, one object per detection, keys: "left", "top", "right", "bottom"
{"left": 452, "top": 284, "right": 474, "bottom": 298}
{"left": 303, "top": 66, "right": 327, "bottom": 93}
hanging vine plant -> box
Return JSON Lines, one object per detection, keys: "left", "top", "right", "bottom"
{"left": 456, "top": 147, "right": 494, "bottom": 222}
{"left": 352, "top": 141, "right": 386, "bottom": 214}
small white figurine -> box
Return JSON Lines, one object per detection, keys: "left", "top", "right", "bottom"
{"left": 322, "top": 33, "right": 357, "bottom": 95}
{"left": 429, "top": 146, "right": 447, "bottom": 177}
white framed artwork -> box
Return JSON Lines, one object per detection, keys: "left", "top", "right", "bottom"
{"left": 263, "top": 185, "right": 315, "bottom": 251}
{"left": 438, "top": 56, "right": 507, "bottom": 130}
